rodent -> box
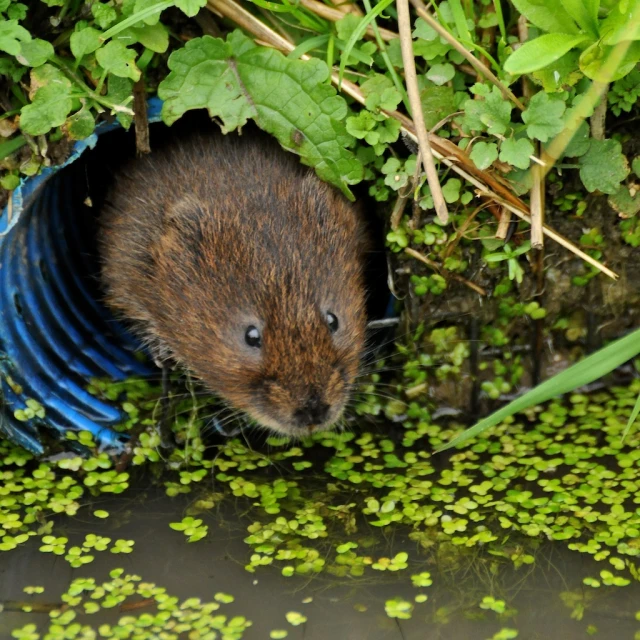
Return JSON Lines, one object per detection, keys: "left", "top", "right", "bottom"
{"left": 98, "top": 126, "right": 370, "bottom": 437}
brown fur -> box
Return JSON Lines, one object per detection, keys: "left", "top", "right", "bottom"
{"left": 99, "top": 128, "right": 369, "bottom": 436}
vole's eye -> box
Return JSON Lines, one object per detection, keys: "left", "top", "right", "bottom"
{"left": 326, "top": 312, "right": 339, "bottom": 334}
{"left": 245, "top": 326, "right": 262, "bottom": 348}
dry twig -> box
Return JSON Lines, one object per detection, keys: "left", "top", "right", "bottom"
{"left": 396, "top": 0, "right": 448, "bottom": 224}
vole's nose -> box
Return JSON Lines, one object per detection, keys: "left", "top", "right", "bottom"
{"left": 293, "top": 392, "right": 330, "bottom": 427}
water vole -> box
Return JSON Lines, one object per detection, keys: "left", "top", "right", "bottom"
{"left": 99, "top": 127, "right": 370, "bottom": 437}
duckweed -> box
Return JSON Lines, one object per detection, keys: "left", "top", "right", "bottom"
{"left": 2, "top": 372, "right": 640, "bottom": 635}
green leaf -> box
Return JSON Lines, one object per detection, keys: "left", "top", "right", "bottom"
{"left": 133, "top": 0, "right": 167, "bottom": 25}
{"left": 7, "top": 3, "right": 27, "bottom": 20}
{"left": 0, "top": 19, "right": 30, "bottom": 56}
{"left": 622, "top": 388, "right": 640, "bottom": 440}
{"left": 562, "top": 0, "right": 599, "bottom": 37}
{"left": 522, "top": 91, "right": 566, "bottom": 142}
{"left": 532, "top": 50, "right": 582, "bottom": 91}
{"left": 107, "top": 75, "right": 134, "bottom": 129}
{"left": 510, "top": 0, "right": 578, "bottom": 33}
{"left": 442, "top": 178, "right": 462, "bottom": 203}
{"left": 92, "top": 2, "right": 118, "bottom": 29}
{"left": 425, "top": 62, "right": 455, "bottom": 85}
{"left": 436, "top": 326, "right": 640, "bottom": 451}
{"left": 563, "top": 120, "right": 590, "bottom": 157}
{"left": 123, "top": 22, "right": 169, "bottom": 53}
{"left": 579, "top": 138, "right": 630, "bottom": 194}
{"left": 469, "top": 141, "right": 498, "bottom": 170}
{"left": 361, "top": 74, "right": 402, "bottom": 111}
{"left": 600, "top": 0, "right": 640, "bottom": 44}
{"left": 0, "top": 57, "right": 27, "bottom": 82}
{"left": 608, "top": 183, "right": 640, "bottom": 217}
{"left": 96, "top": 40, "right": 141, "bottom": 81}
{"left": 335, "top": 14, "right": 360, "bottom": 41}
{"left": 463, "top": 85, "right": 512, "bottom": 135}
{"left": 70, "top": 27, "right": 102, "bottom": 60}
{"left": 175, "top": 0, "right": 207, "bottom": 16}
{"left": 16, "top": 38, "right": 54, "bottom": 67}
{"left": 504, "top": 33, "right": 590, "bottom": 75}
{"left": 64, "top": 107, "right": 96, "bottom": 140}
{"left": 419, "top": 84, "right": 455, "bottom": 129}
{"left": 499, "top": 137, "right": 533, "bottom": 170}
{"left": 20, "top": 65, "right": 73, "bottom": 135}
{"left": 579, "top": 40, "right": 640, "bottom": 82}
{"left": 159, "top": 31, "right": 363, "bottom": 198}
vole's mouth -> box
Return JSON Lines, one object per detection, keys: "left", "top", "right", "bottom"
{"left": 243, "top": 402, "right": 346, "bottom": 438}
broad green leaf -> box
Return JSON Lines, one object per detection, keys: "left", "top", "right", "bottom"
{"left": 463, "top": 85, "right": 512, "bottom": 135}
{"left": 20, "top": 65, "right": 73, "bottom": 135}
{"left": 426, "top": 62, "right": 455, "bottom": 85}
{"left": 579, "top": 138, "right": 630, "bottom": 194}
{"left": 64, "top": 107, "right": 96, "bottom": 140}
{"left": 469, "top": 141, "right": 498, "bottom": 169}
{"left": 96, "top": 41, "right": 141, "bottom": 81}
{"left": 16, "top": 38, "right": 54, "bottom": 67}
{"left": 562, "top": 0, "right": 599, "bottom": 37}
{"left": 510, "top": 0, "right": 578, "bottom": 33}
{"left": 419, "top": 84, "right": 456, "bottom": 129}
{"left": 600, "top": 0, "right": 640, "bottom": 44}
{"left": 7, "top": 3, "right": 27, "bottom": 20}
{"left": 563, "top": 120, "right": 590, "bottom": 157}
{"left": 159, "top": 31, "right": 363, "bottom": 198}
{"left": 0, "top": 57, "right": 27, "bottom": 82}
{"left": 0, "top": 19, "right": 30, "bottom": 56}
{"left": 107, "top": 75, "right": 134, "bottom": 129}
{"left": 436, "top": 327, "right": 640, "bottom": 451}
{"left": 123, "top": 22, "right": 169, "bottom": 53}
{"left": 499, "top": 137, "right": 533, "bottom": 169}
{"left": 70, "top": 27, "right": 102, "bottom": 60}
{"left": 532, "top": 50, "right": 582, "bottom": 91}
{"left": 522, "top": 91, "right": 566, "bottom": 142}
{"left": 504, "top": 33, "right": 589, "bottom": 74}
{"left": 580, "top": 40, "right": 640, "bottom": 82}
{"left": 175, "top": 0, "right": 207, "bottom": 16}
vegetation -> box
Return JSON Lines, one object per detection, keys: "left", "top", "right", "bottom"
{"left": 1, "top": 0, "right": 640, "bottom": 637}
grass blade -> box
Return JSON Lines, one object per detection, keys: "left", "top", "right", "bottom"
{"left": 622, "top": 388, "right": 640, "bottom": 441}
{"left": 338, "top": 0, "right": 395, "bottom": 87}
{"left": 435, "top": 326, "right": 640, "bottom": 452}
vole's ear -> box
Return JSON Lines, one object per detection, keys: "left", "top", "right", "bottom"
{"left": 155, "top": 195, "right": 206, "bottom": 260}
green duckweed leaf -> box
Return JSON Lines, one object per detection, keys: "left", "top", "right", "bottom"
{"left": 158, "top": 31, "right": 363, "bottom": 199}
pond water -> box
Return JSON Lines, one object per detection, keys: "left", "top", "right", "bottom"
{"left": 1, "top": 480, "right": 640, "bottom": 640}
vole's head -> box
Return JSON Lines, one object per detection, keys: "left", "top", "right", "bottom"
{"left": 209, "top": 285, "right": 366, "bottom": 436}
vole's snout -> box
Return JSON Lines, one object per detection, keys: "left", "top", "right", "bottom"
{"left": 292, "top": 392, "right": 331, "bottom": 429}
